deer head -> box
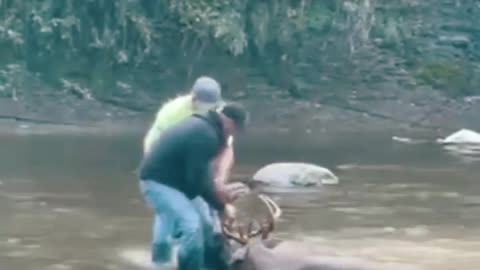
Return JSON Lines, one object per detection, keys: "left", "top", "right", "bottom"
{"left": 220, "top": 193, "right": 283, "bottom": 268}
{"left": 222, "top": 194, "right": 282, "bottom": 244}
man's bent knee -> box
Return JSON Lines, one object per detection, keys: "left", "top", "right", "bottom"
{"left": 176, "top": 208, "right": 204, "bottom": 257}
{"left": 178, "top": 215, "right": 203, "bottom": 245}
{"left": 152, "top": 242, "right": 173, "bottom": 263}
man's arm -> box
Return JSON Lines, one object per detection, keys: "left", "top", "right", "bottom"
{"left": 143, "top": 110, "right": 169, "bottom": 154}
{"left": 143, "top": 96, "right": 186, "bottom": 154}
{"left": 210, "top": 135, "right": 235, "bottom": 185}
{"left": 185, "top": 136, "right": 225, "bottom": 211}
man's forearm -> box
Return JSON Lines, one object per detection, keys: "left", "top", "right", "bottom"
{"left": 212, "top": 145, "right": 234, "bottom": 185}
{"left": 190, "top": 155, "right": 226, "bottom": 211}
{"left": 201, "top": 171, "right": 227, "bottom": 212}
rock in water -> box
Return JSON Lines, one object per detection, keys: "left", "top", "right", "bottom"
{"left": 252, "top": 162, "right": 339, "bottom": 187}
{"left": 437, "top": 129, "right": 480, "bottom": 144}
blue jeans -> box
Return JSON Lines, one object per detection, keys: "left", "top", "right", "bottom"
{"left": 139, "top": 180, "right": 226, "bottom": 270}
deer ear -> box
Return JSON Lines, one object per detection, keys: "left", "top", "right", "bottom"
{"left": 229, "top": 245, "right": 248, "bottom": 264}
{"left": 262, "top": 238, "right": 283, "bottom": 249}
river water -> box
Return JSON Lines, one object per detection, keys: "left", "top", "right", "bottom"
{"left": 1, "top": 130, "right": 480, "bottom": 270}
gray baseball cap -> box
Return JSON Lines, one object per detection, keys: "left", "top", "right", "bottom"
{"left": 191, "top": 76, "right": 224, "bottom": 107}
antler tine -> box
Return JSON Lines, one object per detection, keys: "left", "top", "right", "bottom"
{"left": 222, "top": 217, "right": 248, "bottom": 245}
{"left": 257, "top": 194, "right": 282, "bottom": 238}
{"left": 245, "top": 220, "right": 262, "bottom": 238}
{"left": 258, "top": 194, "right": 282, "bottom": 220}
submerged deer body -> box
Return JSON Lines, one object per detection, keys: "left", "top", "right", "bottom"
{"left": 231, "top": 239, "right": 372, "bottom": 270}
{"left": 229, "top": 238, "right": 418, "bottom": 270}
{"left": 222, "top": 194, "right": 418, "bottom": 270}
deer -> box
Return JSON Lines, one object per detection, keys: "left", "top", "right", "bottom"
{"left": 220, "top": 193, "right": 420, "bottom": 270}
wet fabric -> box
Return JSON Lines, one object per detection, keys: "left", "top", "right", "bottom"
{"left": 139, "top": 112, "right": 226, "bottom": 210}
{"left": 139, "top": 180, "right": 208, "bottom": 270}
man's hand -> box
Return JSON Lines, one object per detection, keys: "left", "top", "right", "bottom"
{"left": 214, "top": 176, "right": 227, "bottom": 185}
{"left": 222, "top": 182, "right": 250, "bottom": 203}
{"left": 224, "top": 203, "right": 237, "bottom": 220}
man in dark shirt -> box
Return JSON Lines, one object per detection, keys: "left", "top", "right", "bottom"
{"left": 138, "top": 103, "right": 248, "bottom": 270}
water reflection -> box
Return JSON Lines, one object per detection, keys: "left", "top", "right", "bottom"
{"left": 442, "top": 143, "right": 480, "bottom": 163}
{"left": 391, "top": 132, "right": 480, "bottom": 164}
{"left": 0, "top": 131, "right": 479, "bottom": 269}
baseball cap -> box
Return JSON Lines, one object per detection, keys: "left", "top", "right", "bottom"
{"left": 220, "top": 102, "right": 249, "bottom": 132}
{"left": 191, "top": 76, "right": 224, "bottom": 108}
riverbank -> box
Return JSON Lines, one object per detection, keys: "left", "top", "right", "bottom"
{"left": 2, "top": 85, "right": 479, "bottom": 139}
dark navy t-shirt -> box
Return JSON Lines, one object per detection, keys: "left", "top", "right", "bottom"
{"left": 138, "top": 111, "right": 226, "bottom": 211}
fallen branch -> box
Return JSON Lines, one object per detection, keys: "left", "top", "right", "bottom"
{"left": 317, "top": 96, "right": 443, "bottom": 130}
{"left": 0, "top": 115, "right": 92, "bottom": 127}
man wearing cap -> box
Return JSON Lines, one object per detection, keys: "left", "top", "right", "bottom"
{"left": 143, "top": 76, "right": 234, "bottom": 185}
{"left": 138, "top": 103, "right": 249, "bottom": 270}
{"left": 140, "top": 76, "right": 241, "bottom": 269}
{"left": 144, "top": 76, "right": 224, "bottom": 153}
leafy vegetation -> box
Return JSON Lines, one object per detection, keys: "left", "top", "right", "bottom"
{"left": 0, "top": 0, "right": 478, "bottom": 106}
{"left": 415, "top": 62, "right": 464, "bottom": 90}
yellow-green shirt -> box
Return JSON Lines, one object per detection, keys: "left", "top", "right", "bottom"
{"left": 143, "top": 94, "right": 194, "bottom": 154}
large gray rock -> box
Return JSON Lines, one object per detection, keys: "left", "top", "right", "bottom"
{"left": 436, "top": 129, "right": 480, "bottom": 162}
{"left": 252, "top": 162, "right": 339, "bottom": 187}
{"left": 436, "top": 129, "right": 480, "bottom": 144}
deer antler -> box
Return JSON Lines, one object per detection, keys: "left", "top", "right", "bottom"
{"left": 222, "top": 218, "right": 256, "bottom": 245}
{"left": 258, "top": 194, "right": 282, "bottom": 219}
{"left": 257, "top": 194, "right": 282, "bottom": 237}
{"left": 222, "top": 194, "right": 282, "bottom": 244}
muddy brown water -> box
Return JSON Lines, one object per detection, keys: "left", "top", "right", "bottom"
{"left": 1, "top": 130, "right": 480, "bottom": 270}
